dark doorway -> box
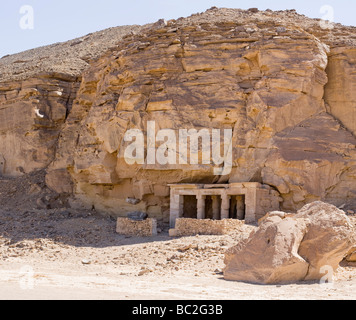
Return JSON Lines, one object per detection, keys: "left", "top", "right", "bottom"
{"left": 205, "top": 196, "right": 213, "bottom": 219}
{"left": 230, "top": 195, "right": 246, "bottom": 220}
{"left": 183, "top": 195, "right": 197, "bottom": 218}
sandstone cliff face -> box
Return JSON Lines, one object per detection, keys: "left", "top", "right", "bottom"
{"left": 1, "top": 8, "right": 356, "bottom": 221}
{"left": 0, "top": 74, "right": 79, "bottom": 176}
{"left": 0, "top": 25, "right": 145, "bottom": 176}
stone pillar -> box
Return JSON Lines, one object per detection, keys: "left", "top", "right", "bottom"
{"left": 211, "top": 196, "right": 220, "bottom": 220}
{"left": 170, "top": 190, "right": 183, "bottom": 228}
{"left": 245, "top": 187, "right": 257, "bottom": 223}
{"left": 179, "top": 197, "right": 184, "bottom": 218}
{"left": 236, "top": 195, "right": 245, "bottom": 220}
{"left": 196, "top": 195, "right": 206, "bottom": 220}
{"left": 221, "top": 194, "right": 231, "bottom": 220}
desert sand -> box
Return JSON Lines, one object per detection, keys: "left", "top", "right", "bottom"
{"left": 0, "top": 208, "right": 354, "bottom": 300}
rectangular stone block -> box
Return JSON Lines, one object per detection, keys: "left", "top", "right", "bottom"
{"left": 154, "top": 184, "right": 170, "bottom": 197}
{"left": 116, "top": 218, "right": 157, "bottom": 237}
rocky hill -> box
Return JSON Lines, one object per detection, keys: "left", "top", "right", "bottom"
{"left": 1, "top": 7, "right": 356, "bottom": 222}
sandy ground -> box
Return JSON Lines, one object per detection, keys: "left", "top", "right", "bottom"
{"left": 0, "top": 208, "right": 354, "bottom": 300}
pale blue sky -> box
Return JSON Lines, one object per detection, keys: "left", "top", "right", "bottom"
{"left": 1, "top": 0, "right": 355, "bottom": 57}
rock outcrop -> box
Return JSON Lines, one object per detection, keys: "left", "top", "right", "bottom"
{"left": 224, "top": 202, "right": 355, "bottom": 284}
{"left": 1, "top": 8, "right": 356, "bottom": 221}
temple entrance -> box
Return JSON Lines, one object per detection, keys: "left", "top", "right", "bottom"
{"left": 183, "top": 194, "right": 245, "bottom": 220}
{"left": 183, "top": 195, "right": 221, "bottom": 220}
{"left": 183, "top": 195, "right": 197, "bottom": 219}
{"left": 230, "top": 195, "right": 246, "bottom": 220}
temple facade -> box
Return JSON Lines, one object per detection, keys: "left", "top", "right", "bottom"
{"left": 169, "top": 183, "right": 282, "bottom": 227}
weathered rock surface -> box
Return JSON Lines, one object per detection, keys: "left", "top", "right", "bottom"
{"left": 1, "top": 8, "right": 356, "bottom": 221}
{"left": 224, "top": 202, "right": 355, "bottom": 284}
{"left": 345, "top": 246, "right": 356, "bottom": 262}
{"left": 296, "top": 202, "right": 356, "bottom": 279}
{"left": 0, "top": 25, "right": 145, "bottom": 178}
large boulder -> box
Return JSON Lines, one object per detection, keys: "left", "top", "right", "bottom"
{"left": 224, "top": 201, "right": 355, "bottom": 284}
{"left": 296, "top": 202, "right": 356, "bottom": 280}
